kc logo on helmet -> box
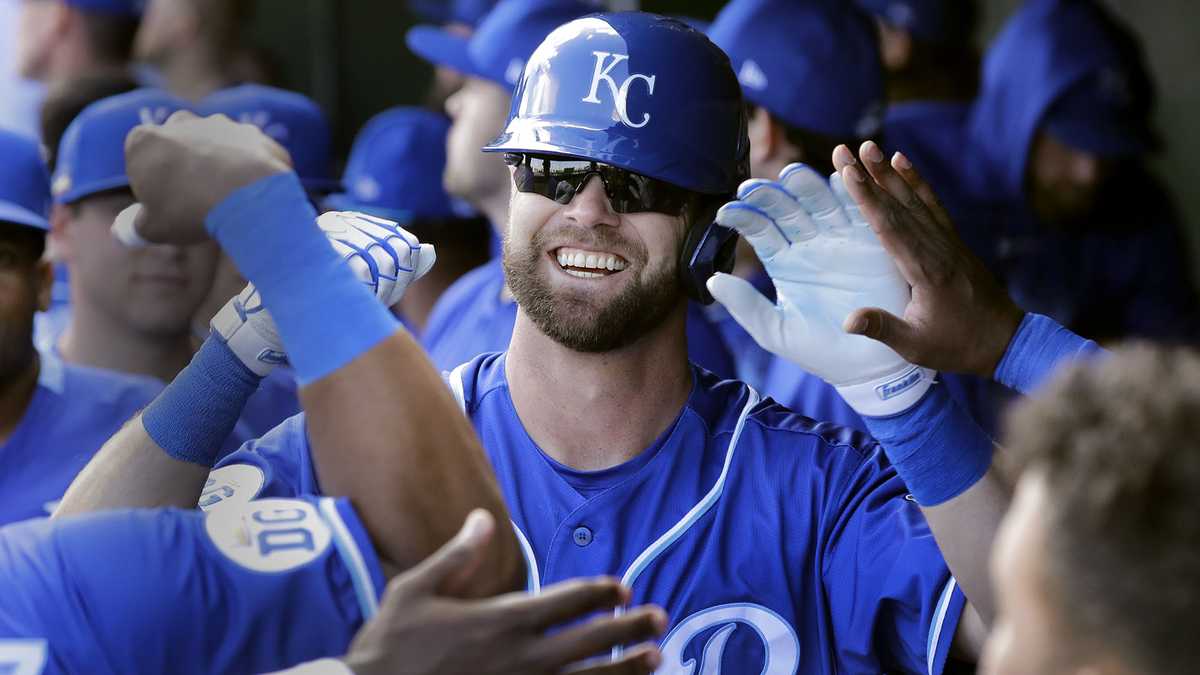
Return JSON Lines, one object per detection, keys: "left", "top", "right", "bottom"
{"left": 581, "top": 51, "right": 656, "bottom": 129}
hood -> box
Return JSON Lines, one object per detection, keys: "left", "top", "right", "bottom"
{"left": 966, "top": 0, "right": 1150, "bottom": 202}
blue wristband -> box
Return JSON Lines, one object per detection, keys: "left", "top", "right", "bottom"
{"left": 863, "top": 383, "right": 994, "bottom": 506}
{"left": 205, "top": 172, "right": 399, "bottom": 385}
{"left": 143, "top": 338, "right": 261, "bottom": 466}
{"left": 994, "top": 313, "right": 1106, "bottom": 395}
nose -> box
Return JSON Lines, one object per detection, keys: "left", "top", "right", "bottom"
{"left": 562, "top": 175, "right": 619, "bottom": 228}
{"left": 1069, "top": 152, "right": 1102, "bottom": 187}
{"left": 444, "top": 88, "right": 463, "bottom": 120}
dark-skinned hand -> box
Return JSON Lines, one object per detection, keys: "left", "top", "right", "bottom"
{"left": 832, "top": 141, "right": 1024, "bottom": 378}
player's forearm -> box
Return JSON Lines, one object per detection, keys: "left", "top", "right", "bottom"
{"left": 56, "top": 337, "right": 261, "bottom": 516}
{"left": 55, "top": 417, "right": 211, "bottom": 517}
{"left": 993, "top": 313, "right": 1107, "bottom": 395}
{"left": 861, "top": 384, "right": 1005, "bottom": 625}
{"left": 302, "top": 333, "right": 524, "bottom": 595}
{"left": 210, "top": 174, "right": 522, "bottom": 594}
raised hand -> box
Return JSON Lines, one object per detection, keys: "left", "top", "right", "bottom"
{"left": 120, "top": 111, "right": 294, "bottom": 245}
{"left": 344, "top": 510, "right": 665, "bottom": 675}
{"left": 707, "top": 163, "right": 933, "bottom": 416}
{"left": 833, "top": 141, "right": 1023, "bottom": 378}
{"left": 210, "top": 211, "right": 436, "bottom": 375}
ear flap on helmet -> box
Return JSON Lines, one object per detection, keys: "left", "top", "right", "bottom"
{"left": 679, "top": 198, "right": 739, "bottom": 305}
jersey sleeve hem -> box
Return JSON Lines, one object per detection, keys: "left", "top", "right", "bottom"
{"left": 317, "top": 497, "right": 386, "bottom": 622}
{"left": 926, "top": 577, "right": 967, "bottom": 675}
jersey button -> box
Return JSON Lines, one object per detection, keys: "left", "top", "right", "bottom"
{"left": 572, "top": 526, "right": 593, "bottom": 547}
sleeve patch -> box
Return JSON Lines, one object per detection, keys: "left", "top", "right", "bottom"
{"left": 204, "top": 498, "right": 332, "bottom": 573}
{"left": 199, "top": 464, "right": 267, "bottom": 512}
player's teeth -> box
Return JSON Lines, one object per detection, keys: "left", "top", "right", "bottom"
{"left": 556, "top": 247, "right": 627, "bottom": 272}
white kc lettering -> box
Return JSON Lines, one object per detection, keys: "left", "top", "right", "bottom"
{"left": 581, "top": 51, "right": 656, "bottom": 128}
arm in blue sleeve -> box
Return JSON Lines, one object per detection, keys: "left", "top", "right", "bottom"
{"left": 204, "top": 173, "right": 399, "bottom": 385}
{"left": 993, "top": 313, "right": 1107, "bottom": 396}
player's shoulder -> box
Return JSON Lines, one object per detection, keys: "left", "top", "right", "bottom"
{"left": 445, "top": 351, "right": 508, "bottom": 414}
{"left": 691, "top": 368, "right": 880, "bottom": 466}
{"left": 54, "top": 358, "right": 164, "bottom": 410}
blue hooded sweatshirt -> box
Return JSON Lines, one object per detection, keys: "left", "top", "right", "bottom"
{"left": 885, "top": 0, "right": 1198, "bottom": 343}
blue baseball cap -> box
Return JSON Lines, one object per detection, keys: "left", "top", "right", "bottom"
{"left": 65, "top": 0, "right": 145, "bottom": 17}
{"left": 52, "top": 88, "right": 186, "bottom": 205}
{"left": 1043, "top": 66, "right": 1159, "bottom": 158}
{"left": 709, "top": 0, "right": 884, "bottom": 140}
{"left": 406, "top": 0, "right": 600, "bottom": 92}
{"left": 325, "top": 107, "right": 476, "bottom": 222}
{"left": 0, "top": 129, "right": 51, "bottom": 232}
{"left": 857, "top": 0, "right": 978, "bottom": 45}
{"left": 199, "top": 85, "right": 339, "bottom": 194}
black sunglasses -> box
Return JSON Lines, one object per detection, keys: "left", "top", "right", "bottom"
{"left": 504, "top": 153, "right": 690, "bottom": 216}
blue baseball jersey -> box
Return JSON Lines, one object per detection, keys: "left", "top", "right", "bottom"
{"left": 212, "top": 354, "right": 965, "bottom": 674}
{"left": 422, "top": 258, "right": 739, "bottom": 379}
{"left": 0, "top": 354, "right": 162, "bottom": 525}
{"left": 705, "top": 272, "right": 868, "bottom": 434}
{"left": 0, "top": 495, "right": 383, "bottom": 675}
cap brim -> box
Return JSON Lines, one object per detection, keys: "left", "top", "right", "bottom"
{"left": 405, "top": 25, "right": 481, "bottom": 79}
{"left": 0, "top": 201, "right": 50, "bottom": 232}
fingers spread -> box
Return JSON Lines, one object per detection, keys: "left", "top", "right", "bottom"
{"left": 512, "top": 577, "right": 629, "bottom": 630}
{"left": 891, "top": 151, "right": 955, "bottom": 232}
{"left": 738, "top": 182, "right": 818, "bottom": 242}
{"left": 529, "top": 606, "right": 668, "bottom": 669}
{"left": 565, "top": 643, "right": 662, "bottom": 675}
{"left": 714, "top": 202, "right": 789, "bottom": 261}
{"left": 778, "top": 163, "right": 845, "bottom": 230}
{"left": 858, "top": 140, "right": 919, "bottom": 209}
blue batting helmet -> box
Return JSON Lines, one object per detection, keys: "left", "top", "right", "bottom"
{"left": 482, "top": 12, "right": 749, "bottom": 303}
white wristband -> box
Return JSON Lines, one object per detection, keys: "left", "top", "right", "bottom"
{"left": 111, "top": 203, "right": 151, "bottom": 248}
{"left": 835, "top": 365, "right": 936, "bottom": 417}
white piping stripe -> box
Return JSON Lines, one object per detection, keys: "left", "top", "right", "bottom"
{"left": 611, "top": 388, "right": 762, "bottom": 659}
{"left": 511, "top": 521, "right": 541, "bottom": 593}
{"left": 447, "top": 363, "right": 468, "bottom": 412}
{"left": 927, "top": 577, "right": 958, "bottom": 675}
{"left": 319, "top": 498, "right": 381, "bottom": 620}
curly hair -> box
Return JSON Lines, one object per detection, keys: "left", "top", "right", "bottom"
{"left": 1002, "top": 344, "right": 1200, "bottom": 675}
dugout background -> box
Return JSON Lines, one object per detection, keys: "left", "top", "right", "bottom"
{"left": 245, "top": 0, "right": 1200, "bottom": 285}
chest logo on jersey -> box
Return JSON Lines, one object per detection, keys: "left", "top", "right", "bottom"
{"left": 657, "top": 603, "right": 799, "bottom": 674}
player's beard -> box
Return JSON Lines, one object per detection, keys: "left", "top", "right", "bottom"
{"left": 503, "top": 228, "right": 683, "bottom": 353}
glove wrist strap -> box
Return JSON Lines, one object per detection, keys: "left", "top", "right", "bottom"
{"left": 835, "top": 365, "right": 936, "bottom": 417}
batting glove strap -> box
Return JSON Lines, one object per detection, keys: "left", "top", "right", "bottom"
{"left": 835, "top": 365, "right": 936, "bottom": 417}
{"left": 211, "top": 287, "right": 287, "bottom": 377}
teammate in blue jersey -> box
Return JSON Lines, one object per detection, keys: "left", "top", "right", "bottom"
{"left": 856, "top": 0, "right": 980, "bottom": 104}
{"left": 24, "top": 112, "right": 665, "bottom": 674}
{"left": 42, "top": 89, "right": 220, "bottom": 384}
{"left": 883, "top": 0, "right": 1199, "bottom": 345}
{"left": 69, "top": 15, "right": 1035, "bottom": 672}
{"left": 0, "top": 128, "right": 163, "bottom": 525}
{"left": 409, "top": 0, "right": 736, "bottom": 377}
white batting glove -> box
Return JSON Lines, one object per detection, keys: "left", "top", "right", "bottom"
{"left": 706, "top": 163, "right": 933, "bottom": 416}
{"left": 212, "top": 211, "right": 436, "bottom": 376}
